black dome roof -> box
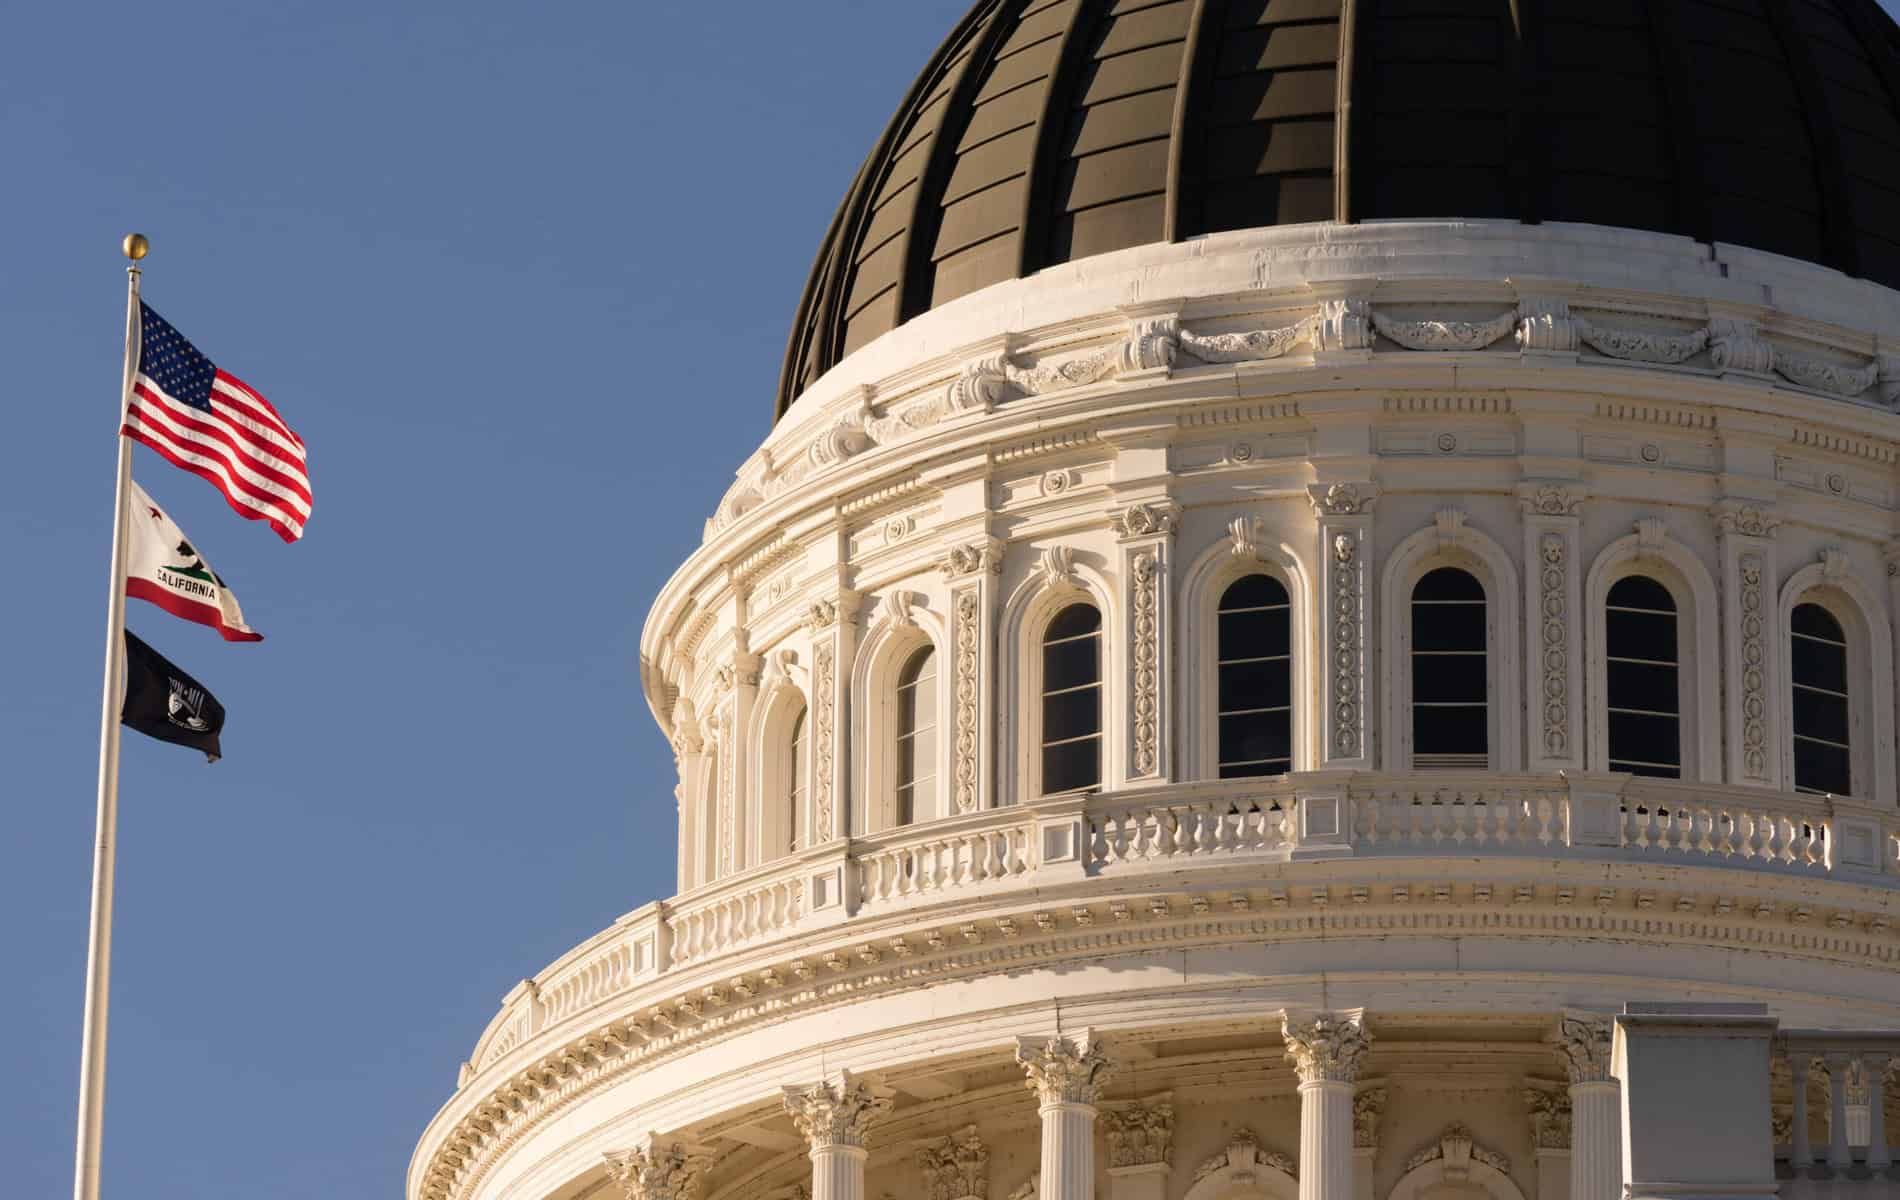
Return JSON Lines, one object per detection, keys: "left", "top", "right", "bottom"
{"left": 776, "top": 0, "right": 1900, "bottom": 419}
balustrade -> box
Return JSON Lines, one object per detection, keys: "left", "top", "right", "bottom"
{"left": 1774, "top": 1031, "right": 1900, "bottom": 1182}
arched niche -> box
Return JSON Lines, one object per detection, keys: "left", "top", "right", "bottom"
{"left": 850, "top": 592, "right": 948, "bottom": 834}
{"left": 1387, "top": 1125, "right": 1525, "bottom": 1200}
{"left": 1182, "top": 1130, "right": 1300, "bottom": 1200}
{"left": 997, "top": 548, "right": 1119, "bottom": 806}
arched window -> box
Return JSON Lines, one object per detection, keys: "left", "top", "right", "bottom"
{"left": 787, "top": 707, "right": 808, "bottom": 852}
{"left": 1217, "top": 575, "right": 1293, "bottom": 777}
{"left": 1411, "top": 567, "right": 1488, "bottom": 768}
{"left": 1041, "top": 603, "right": 1102, "bottom": 794}
{"left": 1605, "top": 576, "right": 1680, "bottom": 778}
{"left": 894, "top": 647, "right": 937, "bottom": 825}
{"left": 1791, "top": 602, "right": 1851, "bottom": 795}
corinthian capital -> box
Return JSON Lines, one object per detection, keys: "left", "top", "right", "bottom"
{"left": 1015, "top": 1030, "right": 1116, "bottom": 1107}
{"left": 1554, "top": 1014, "right": 1614, "bottom": 1084}
{"left": 602, "top": 1137, "right": 710, "bottom": 1200}
{"left": 780, "top": 1071, "right": 895, "bottom": 1150}
{"left": 1282, "top": 1010, "right": 1371, "bottom": 1084}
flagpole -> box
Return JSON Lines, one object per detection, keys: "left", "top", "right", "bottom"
{"left": 72, "top": 233, "right": 146, "bottom": 1200}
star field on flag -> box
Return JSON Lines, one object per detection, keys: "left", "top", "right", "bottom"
{"left": 122, "top": 303, "right": 312, "bottom": 542}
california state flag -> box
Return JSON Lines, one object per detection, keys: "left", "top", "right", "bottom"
{"left": 125, "top": 480, "right": 263, "bottom": 642}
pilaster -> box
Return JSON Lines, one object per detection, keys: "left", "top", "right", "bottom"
{"left": 1526, "top": 1083, "right": 1573, "bottom": 1200}
{"left": 1518, "top": 483, "right": 1586, "bottom": 770}
{"left": 1284, "top": 1010, "right": 1371, "bottom": 1200}
{"left": 1713, "top": 502, "right": 1782, "bottom": 788}
{"left": 1017, "top": 1031, "right": 1116, "bottom": 1200}
{"left": 603, "top": 1135, "right": 712, "bottom": 1200}
{"left": 1556, "top": 1014, "right": 1620, "bottom": 1200}
{"left": 804, "top": 590, "right": 864, "bottom": 842}
{"left": 1112, "top": 500, "right": 1180, "bottom": 785}
{"left": 669, "top": 703, "right": 708, "bottom": 892}
{"left": 1352, "top": 1085, "right": 1386, "bottom": 1200}
{"left": 1309, "top": 484, "right": 1378, "bottom": 769}
{"left": 782, "top": 1071, "right": 895, "bottom": 1200}
{"left": 918, "top": 1125, "right": 989, "bottom": 1200}
{"left": 1101, "top": 1095, "right": 1173, "bottom": 1200}
{"left": 941, "top": 537, "right": 1004, "bottom": 813}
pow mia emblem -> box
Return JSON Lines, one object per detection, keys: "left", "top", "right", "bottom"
{"left": 167, "top": 677, "right": 213, "bottom": 732}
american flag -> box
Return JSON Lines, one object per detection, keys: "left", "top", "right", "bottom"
{"left": 122, "top": 303, "right": 311, "bottom": 542}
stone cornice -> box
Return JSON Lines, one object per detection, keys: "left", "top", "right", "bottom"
{"left": 414, "top": 852, "right": 1900, "bottom": 1200}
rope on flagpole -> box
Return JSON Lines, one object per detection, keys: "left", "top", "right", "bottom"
{"left": 72, "top": 232, "right": 147, "bottom": 1200}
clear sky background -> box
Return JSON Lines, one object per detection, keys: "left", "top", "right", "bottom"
{"left": 9, "top": 3, "right": 1900, "bottom": 1198}
{"left": 2, "top": 4, "right": 967, "bottom": 1197}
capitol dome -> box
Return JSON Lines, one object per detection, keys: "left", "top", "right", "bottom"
{"left": 414, "top": 4, "right": 1900, "bottom": 1200}
{"left": 779, "top": 0, "right": 1900, "bottom": 418}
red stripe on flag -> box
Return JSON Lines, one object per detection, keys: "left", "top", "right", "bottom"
{"left": 127, "top": 578, "right": 264, "bottom": 642}
{"left": 121, "top": 418, "right": 306, "bottom": 542}
{"left": 214, "top": 371, "right": 304, "bottom": 450}
{"left": 131, "top": 383, "right": 312, "bottom": 507}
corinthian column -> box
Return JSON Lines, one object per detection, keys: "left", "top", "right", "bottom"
{"left": 782, "top": 1071, "right": 895, "bottom": 1200}
{"left": 1556, "top": 1015, "right": 1620, "bottom": 1200}
{"left": 1017, "top": 1031, "right": 1117, "bottom": 1200}
{"left": 1282, "top": 1010, "right": 1371, "bottom": 1200}
{"left": 602, "top": 1136, "right": 711, "bottom": 1200}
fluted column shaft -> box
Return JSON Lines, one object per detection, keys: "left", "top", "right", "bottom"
{"left": 810, "top": 1144, "right": 868, "bottom": 1200}
{"left": 1282, "top": 1010, "right": 1371, "bottom": 1200}
{"left": 1558, "top": 1015, "right": 1621, "bottom": 1200}
{"left": 1017, "top": 1031, "right": 1116, "bottom": 1200}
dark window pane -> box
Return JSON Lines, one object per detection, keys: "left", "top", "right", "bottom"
{"left": 1791, "top": 637, "right": 1849, "bottom": 695}
{"left": 1792, "top": 688, "right": 1849, "bottom": 746}
{"left": 1607, "top": 711, "right": 1680, "bottom": 770}
{"left": 896, "top": 731, "right": 918, "bottom": 785}
{"left": 1792, "top": 603, "right": 1844, "bottom": 642}
{"left": 1220, "top": 759, "right": 1279, "bottom": 779}
{"left": 898, "top": 646, "right": 936, "bottom": 689}
{"left": 1221, "top": 574, "right": 1287, "bottom": 609}
{"left": 1046, "top": 603, "right": 1101, "bottom": 641}
{"left": 1414, "top": 704, "right": 1488, "bottom": 756}
{"left": 1605, "top": 609, "right": 1677, "bottom": 664}
{"left": 1043, "top": 685, "right": 1101, "bottom": 744}
{"left": 1043, "top": 736, "right": 1099, "bottom": 793}
{"left": 1613, "top": 757, "right": 1682, "bottom": 780}
{"left": 1607, "top": 661, "right": 1680, "bottom": 714}
{"left": 1413, "top": 602, "right": 1486, "bottom": 652}
{"left": 1793, "top": 738, "right": 1851, "bottom": 795}
{"left": 1607, "top": 575, "right": 1675, "bottom": 612}
{"left": 1044, "top": 634, "right": 1101, "bottom": 692}
{"left": 1414, "top": 567, "right": 1484, "bottom": 602}
{"left": 1220, "top": 608, "right": 1292, "bottom": 658}
{"left": 1220, "top": 710, "right": 1292, "bottom": 767}
{"left": 1219, "top": 658, "right": 1292, "bottom": 711}
{"left": 1413, "top": 654, "right": 1487, "bottom": 703}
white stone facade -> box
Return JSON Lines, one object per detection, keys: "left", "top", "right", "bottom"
{"left": 409, "top": 223, "right": 1900, "bottom": 1200}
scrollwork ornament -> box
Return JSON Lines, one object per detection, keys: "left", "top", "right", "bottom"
{"left": 941, "top": 540, "right": 1003, "bottom": 579}
{"left": 1314, "top": 298, "right": 1372, "bottom": 351}
{"left": 1709, "top": 317, "right": 1776, "bottom": 374}
{"left": 1517, "top": 482, "right": 1584, "bottom": 516}
{"left": 1523, "top": 1087, "right": 1573, "bottom": 1149}
{"left": 813, "top": 641, "right": 836, "bottom": 839}
{"left": 1309, "top": 481, "right": 1377, "bottom": 516}
{"left": 1130, "top": 551, "right": 1161, "bottom": 777}
{"left": 1192, "top": 1130, "right": 1296, "bottom": 1183}
{"left": 1101, "top": 1100, "right": 1174, "bottom": 1167}
{"left": 1539, "top": 532, "right": 1569, "bottom": 759}
{"left": 1555, "top": 1015, "right": 1613, "bottom": 1084}
{"left": 602, "top": 1139, "right": 711, "bottom": 1200}
{"left": 1773, "top": 350, "right": 1881, "bottom": 397}
{"left": 1372, "top": 309, "right": 1517, "bottom": 351}
{"left": 952, "top": 588, "right": 981, "bottom": 813}
{"left": 1331, "top": 533, "right": 1362, "bottom": 757}
{"left": 1282, "top": 1011, "right": 1371, "bottom": 1083}
{"left": 1112, "top": 500, "right": 1179, "bottom": 541}
{"left": 918, "top": 1125, "right": 989, "bottom": 1200}
{"left": 1178, "top": 318, "right": 1313, "bottom": 363}
{"left": 1353, "top": 1087, "right": 1387, "bottom": 1148}
{"left": 1574, "top": 318, "right": 1709, "bottom": 364}
{"left": 1015, "top": 1031, "right": 1115, "bottom": 1107}
{"left": 1739, "top": 554, "right": 1767, "bottom": 780}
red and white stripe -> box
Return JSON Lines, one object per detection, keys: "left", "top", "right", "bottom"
{"left": 123, "top": 370, "right": 312, "bottom": 542}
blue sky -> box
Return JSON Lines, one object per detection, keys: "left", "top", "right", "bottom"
{"left": 2, "top": 4, "right": 965, "bottom": 1197}
{"left": 9, "top": 3, "right": 1900, "bottom": 1198}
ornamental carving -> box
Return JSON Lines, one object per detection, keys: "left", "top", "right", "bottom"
{"left": 918, "top": 1125, "right": 988, "bottom": 1200}
{"left": 806, "top": 599, "right": 841, "bottom": 632}
{"left": 1738, "top": 554, "right": 1768, "bottom": 780}
{"left": 1517, "top": 482, "right": 1584, "bottom": 516}
{"left": 1008, "top": 349, "right": 1119, "bottom": 395}
{"left": 1539, "top": 532, "right": 1569, "bottom": 760}
{"left": 952, "top": 588, "right": 981, "bottom": 813}
{"left": 1330, "top": 533, "right": 1363, "bottom": 758}
{"left": 1178, "top": 318, "right": 1313, "bottom": 363}
{"left": 1037, "top": 545, "right": 1079, "bottom": 587}
{"left": 1120, "top": 316, "right": 1180, "bottom": 373}
{"left": 1524, "top": 1087, "right": 1572, "bottom": 1149}
{"left": 1773, "top": 349, "right": 1881, "bottom": 396}
{"left": 1314, "top": 298, "right": 1372, "bottom": 351}
{"left": 812, "top": 641, "right": 836, "bottom": 839}
{"left": 877, "top": 589, "right": 920, "bottom": 631}
{"left": 1372, "top": 309, "right": 1517, "bottom": 352}
{"left": 1403, "top": 1124, "right": 1509, "bottom": 1176}
{"left": 1309, "top": 482, "right": 1376, "bottom": 516}
{"left": 1130, "top": 551, "right": 1161, "bottom": 778}
{"left": 1517, "top": 297, "right": 1578, "bottom": 352}
{"left": 1101, "top": 1099, "right": 1174, "bottom": 1167}
{"left": 1821, "top": 546, "right": 1851, "bottom": 583}
{"left": 1715, "top": 503, "right": 1782, "bottom": 539}
{"left": 1555, "top": 1015, "right": 1614, "bottom": 1083}
{"left": 1112, "top": 500, "right": 1179, "bottom": 540}
{"left": 1015, "top": 1031, "right": 1115, "bottom": 1106}
{"left": 1710, "top": 317, "right": 1776, "bottom": 374}
{"left": 602, "top": 1140, "right": 710, "bottom": 1200}
{"left": 1229, "top": 516, "right": 1265, "bottom": 560}
{"left": 1191, "top": 1130, "right": 1296, "bottom": 1184}
{"left": 717, "top": 709, "right": 736, "bottom": 876}
{"left": 1282, "top": 1011, "right": 1371, "bottom": 1083}
{"left": 780, "top": 1073, "right": 894, "bottom": 1150}
{"left": 1353, "top": 1087, "right": 1387, "bottom": 1148}
{"left": 1574, "top": 318, "right": 1709, "bottom": 364}
{"left": 1634, "top": 518, "right": 1669, "bottom": 555}
{"left": 941, "top": 539, "right": 1003, "bottom": 579}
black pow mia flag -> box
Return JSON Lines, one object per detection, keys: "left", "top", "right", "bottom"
{"left": 123, "top": 630, "right": 224, "bottom": 763}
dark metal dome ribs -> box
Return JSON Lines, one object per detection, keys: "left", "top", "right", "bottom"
{"left": 775, "top": 0, "right": 1900, "bottom": 420}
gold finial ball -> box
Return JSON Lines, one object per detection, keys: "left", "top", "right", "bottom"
{"left": 122, "top": 233, "right": 149, "bottom": 261}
